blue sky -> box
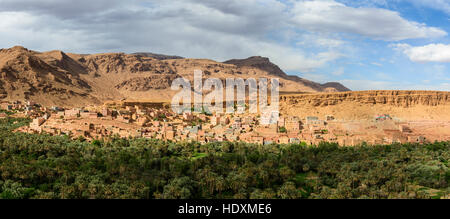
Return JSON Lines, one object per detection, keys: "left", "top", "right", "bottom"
{"left": 300, "top": 0, "right": 450, "bottom": 91}
{"left": 0, "top": 0, "right": 449, "bottom": 91}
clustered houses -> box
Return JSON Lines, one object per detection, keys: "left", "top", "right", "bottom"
{"left": 3, "top": 100, "right": 445, "bottom": 145}
{"left": 1, "top": 100, "right": 33, "bottom": 111}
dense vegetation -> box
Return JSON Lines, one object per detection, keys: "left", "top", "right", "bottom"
{"left": 0, "top": 118, "right": 448, "bottom": 199}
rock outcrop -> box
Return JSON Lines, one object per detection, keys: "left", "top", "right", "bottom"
{"left": 280, "top": 91, "right": 450, "bottom": 120}
{"left": 281, "top": 90, "right": 450, "bottom": 107}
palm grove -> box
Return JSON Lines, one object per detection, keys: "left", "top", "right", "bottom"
{"left": 0, "top": 117, "right": 448, "bottom": 199}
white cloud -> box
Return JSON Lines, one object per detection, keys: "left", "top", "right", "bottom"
{"left": 291, "top": 0, "right": 447, "bottom": 41}
{"left": 297, "top": 34, "right": 345, "bottom": 48}
{"left": 0, "top": 0, "right": 126, "bottom": 19}
{"left": 0, "top": 12, "right": 102, "bottom": 51}
{"left": 0, "top": 0, "right": 447, "bottom": 78}
{"left": 393, "top": 43, "right": 450, "bottom": 63}
{"left": 0, "top": 0, "right": 344, "bottom": 73}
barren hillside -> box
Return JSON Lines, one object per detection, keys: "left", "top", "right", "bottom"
{"left": 0, "top": 46, "right": 350, "bottom": 106}
{"left": 0, "top": 46, "right": 98, "bottom": 106}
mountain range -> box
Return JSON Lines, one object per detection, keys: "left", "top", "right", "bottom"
{"left": 0, "top": 46, "right": 350, "bottom": 107}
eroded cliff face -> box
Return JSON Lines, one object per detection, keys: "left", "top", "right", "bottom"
{"left": 281, "top": 91, "right": 450, "bottom": 107}
{"left": 280, "top": 91, "right": 450, "bottom": 121}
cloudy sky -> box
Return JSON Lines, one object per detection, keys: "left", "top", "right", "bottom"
{"left": 0, "top": 0, "right": 449, "bottom": 91}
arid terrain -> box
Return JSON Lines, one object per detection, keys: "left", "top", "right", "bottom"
{"left": 1, "top": 46, "right": 449, "bottom": 145}
{"left": 0, "top": 46, "right": 349, "bottom": 106}
{"left": 280, "top": 90, "right": 450, "bottom": 120}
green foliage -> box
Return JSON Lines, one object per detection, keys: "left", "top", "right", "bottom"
{"left": 0, "top": 180, "right": 35, "bottom": 199}
{"left": 278, "top": 127, "right": 287, "bottom": 133}
{"left": 159, "top": 177, "right": 196, "bottom": 199}
{"left": 0, "top": 117, "right": 30, "bottom": 131}
{"left": 0, "top": 109, "right": 15, "bottom": 116}
{"left": 92, "top": 139, "right": 102, "bottom": 147}
{"left": 0, "top": 118, "right": 449, "bottom": 199}
{"left": 191, "top": 153, "right": 207, "bottom": 160}
{"left": 277, "top": 182, "right": 301, "bottom": 199}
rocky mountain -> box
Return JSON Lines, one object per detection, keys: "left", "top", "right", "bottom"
{"left": 0, "top": 46, "right": 350, "bottom": 106}
{"left": 224, "top": 56, "right": 350, "bottom": 92}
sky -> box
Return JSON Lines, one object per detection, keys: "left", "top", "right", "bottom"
{"left": 0, "top": 0, "right": 449, "bottom": 91}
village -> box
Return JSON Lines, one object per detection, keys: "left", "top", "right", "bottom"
{"left": 2, "top": 100, "right": 449, "bottom": 146}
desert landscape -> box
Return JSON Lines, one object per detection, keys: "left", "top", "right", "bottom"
{"left": 0, "top": 46, "right": 349, "bottom": 106}
{"left": 0, "top": 46, "right": 448, "bottom": 147}
{"left": 1, "top": 0, "right": 450, "bottom": 203}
